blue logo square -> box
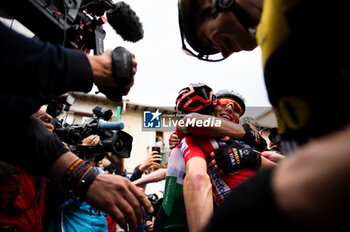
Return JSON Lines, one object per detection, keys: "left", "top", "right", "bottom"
{"left": 143, "top": 110, "right": 161, "bottom": 128}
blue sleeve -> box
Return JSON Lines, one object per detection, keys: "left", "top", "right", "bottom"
{"left": 129, "top": 168, "right": 143, "bottom": 182}
{"left": 0, "top": 22, "right": 94, "bottom": 121}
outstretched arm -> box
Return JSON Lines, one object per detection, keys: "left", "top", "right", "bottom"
{"left": 178, "top": 113, "right": 245, "bottom": 138}
{"left": 178, "top": 113, "right": 266, "bottom": 151}
{"left": 133, "top": 169, "right": 167, "bottom": 186}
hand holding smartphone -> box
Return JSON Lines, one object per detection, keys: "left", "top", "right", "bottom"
{"left": 151, "top": 146, "right": 161, "bottom": 164}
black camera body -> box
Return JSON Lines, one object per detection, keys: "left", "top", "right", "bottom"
{"left": 1, "top": 0, "right": 143, "bottom": 102}
{"left": 147, "top": 193, "right": 163, "bottom": 217}
{"left": 47, "top": 97, "right": 133, "bottom": 159}
{"left": 62, "top": 106, "right": 132, "bottom": 159}
{"left": 0, "top": 0, "right": 143, "bottom": 54}
{"left": 1, "top": 0, "right": 99, "bottom": 53}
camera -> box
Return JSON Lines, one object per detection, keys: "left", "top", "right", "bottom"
{"left": 47, "top": 96, "right": 133, "bottom": 159}
{"left": 102, "top": 163, "right": 117, "bottom": 174}
{"left": 1, "top": 0, "right": 144, "bottom": 102}
{"left": 146, "top": 193, "right": 163, "bottom": 217}
{"left": 0, "top": 0, "right": 144, "bottom": 54}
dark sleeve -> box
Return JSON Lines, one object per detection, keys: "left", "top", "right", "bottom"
{"left": 205, "top": 168, "right": 304, "bottom": 231}
{"left": 1, "top": 115, "right": 69, "bottom": 176}
{"left": 129, "top": 168, "right": 143, "bottom": 181}
{"left": 0, "top": 22, "right": 94, "bottom": 120}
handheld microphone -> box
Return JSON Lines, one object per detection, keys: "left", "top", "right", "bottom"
{"left": 106, "top": 1, "right": 144, "bottom": 42}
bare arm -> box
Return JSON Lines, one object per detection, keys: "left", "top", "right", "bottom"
{"left": 183, "top": 157, "right": 213, "bottom": 232}
{"left": 273, "top": 127, "right": 350, "bottom": 230}
{"left": 133, "top": 169, "right": 167, "bottom": 186}
{"left": 178, "top": 113, "right": 245, "bottom": 139}
{"left": 261, "top": 151, "right": 285, "bottom": 163}
{"left": 260, "top": 155, "right": 278, "bottom": 168}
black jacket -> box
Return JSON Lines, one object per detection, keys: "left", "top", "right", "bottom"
{"left": 0, "top": 22, "right": 94, "bottom": 175}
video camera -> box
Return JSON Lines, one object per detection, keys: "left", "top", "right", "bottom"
{"left": 0, "top": 0, "right": 144, "bottom": 102}
{"left": 0, "top": 0, "right": 143, "bottom": 54}
{"left": 147, "top": 193, "right": 163, "bottom": 217}
{"left": 46, "top": 93, "right": 75, "bottom": 130}
{"left": 47, "top": 94, "right": 133, "bottom": 159}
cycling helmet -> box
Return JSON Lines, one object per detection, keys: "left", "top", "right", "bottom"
{"left": 216, "top": 89, "right": 246, "bottom": 116}
{"left": 178, "top": 0, "right": 220, "bottom": 58}
{"left": 175, "top": 83, "right": 217, "bottom": 114}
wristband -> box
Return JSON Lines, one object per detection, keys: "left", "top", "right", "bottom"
{"left": 62, "top": 158, "right": 84, "bottom": 186}
{"left": 75, "top": 166, "right": 100, "bottom": 199}
{"left": 62, "top": 159, "right": 100, "bottom": 200}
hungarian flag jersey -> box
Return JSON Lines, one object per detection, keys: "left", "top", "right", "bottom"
{"left": 161, "top": 135, "right": 256, "bottom": 229}
{"left": 161, "top": 145, "right": 188, "bottom": 230}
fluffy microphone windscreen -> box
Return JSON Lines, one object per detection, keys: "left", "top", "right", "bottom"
{"left": 106, "top": 1, "right": 144, "bottom": 42}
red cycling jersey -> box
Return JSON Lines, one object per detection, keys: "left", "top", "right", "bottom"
{"left": 180, "top": 135, "right": 255, "bottom": 204}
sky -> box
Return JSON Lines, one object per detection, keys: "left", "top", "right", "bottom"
{"left": 98, "top": 0, "right": 271, "bottom": 108}
{"left": 0, "top": 0, "right": 271, "bottom": 108}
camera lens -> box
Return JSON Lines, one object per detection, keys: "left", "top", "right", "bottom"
{"left": 114, "top": 138, "right": 125, "bottom": 151}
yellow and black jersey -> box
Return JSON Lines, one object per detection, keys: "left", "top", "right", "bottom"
{"left": 256, "top": 0, "right": 350, "bottom": 153}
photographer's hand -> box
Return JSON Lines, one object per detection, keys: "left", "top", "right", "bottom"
{"left": 87, "top": 49, "right": 115, "bottom": 86}
{"left": 87, "top": 49, "right": 136, "bottom": 95}
{"left": 106, "top": 154, "right": 126, "bottom": 176}
{"left": 82, "top": 134, "right": 100, "bottom": 146}
{"left": 33, "top": 105, "right": 54, "bottom": 132}
{"left": 85, "top": 174, "right": 153, "bottom": 229}
{"left": 50, "top": 151, "right": 153, "bottom": 230}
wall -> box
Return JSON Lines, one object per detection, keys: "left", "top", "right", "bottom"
{"left": 60, "top": 92, "right": 174, "bottom": 173}
{"left": 58, "top": 92, "right": 279, "bottom": 172}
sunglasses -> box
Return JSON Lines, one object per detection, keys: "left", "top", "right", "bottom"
{"left": 217, "top": 98, "right": 242, "bottom": 115}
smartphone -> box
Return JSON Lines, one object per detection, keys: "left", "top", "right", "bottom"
{"left": 151, "top": 146, "right": 161, "bottom": 164}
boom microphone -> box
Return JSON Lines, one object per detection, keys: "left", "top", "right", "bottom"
{"left": 106, "top": 1, "right": 144, "bottom": 42}
{"left": 97, "top": 122, "right": 125, "bottom": 131}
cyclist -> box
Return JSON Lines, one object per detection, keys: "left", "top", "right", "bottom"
{"left": 177, "top": 0, "right": 350, "bottom": 230}
{"left": 154, "top": 83, "right": 275, "bottom": 232}
{"left": 153, "top": 83, "right": 216, "bottom": 232}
